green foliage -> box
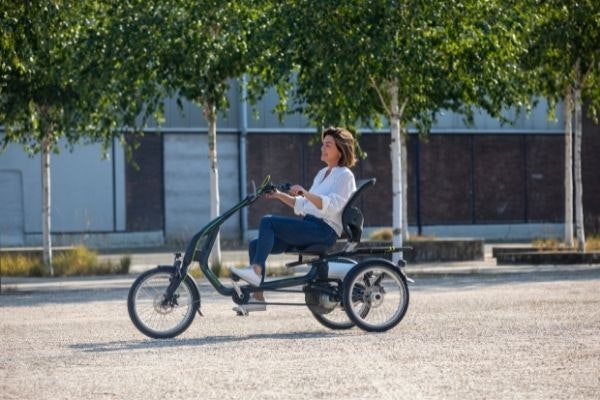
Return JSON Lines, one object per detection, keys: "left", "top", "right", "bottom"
{"left": 252, "top": 0, "right": 534, "bottom": 133}
{"left": 0, "top": 0, "right": 165, "bottom": 155}
{"left": 158, "top": 0, "right": 265, "bottom": 115}
{"left": 524, "top": 0, "right": 600, "bottom": 119}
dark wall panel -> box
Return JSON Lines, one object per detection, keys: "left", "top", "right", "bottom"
{"left": 355, "top": 134, "right": 394, "bottom": 226}
{"left": 473, "top": 135, "right": 525, "bottom": 222}
{"left": 583, "top": 109, "right": 600, "bottom": 234}
{"left": 246, "top": 134, "right": 305, "bottom": 227}
{"left": 418, "top": 135, "right": 472, "bottom": 224}
{"left": 526, "top": 135, "right": 563, "bottom": 222}
{"left": 125, "top": 134, "right": 164, "bottom": 231}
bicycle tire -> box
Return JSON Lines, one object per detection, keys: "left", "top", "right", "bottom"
{"left": 310, "top": 307, "right": 355, "bottom": 330}
{"left": 342, "top": 260, "right": 409, "bottom": 332}
{"left": 127, "top": 266, "right": 200, "bottom": 339}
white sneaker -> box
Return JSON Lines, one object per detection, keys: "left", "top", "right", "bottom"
{"left": 229, "top": 266, "right": 262, "bottom": 286}
{"left": 232, "top": 302, "right": 267, "bottom": 315}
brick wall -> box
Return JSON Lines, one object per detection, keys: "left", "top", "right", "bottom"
{"left": 246, "top": 129, "right": 600, "bottom": 232}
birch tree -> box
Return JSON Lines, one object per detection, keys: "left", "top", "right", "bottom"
{"left": 259, "top": 0, "right": 532, "bottom": 261}
{"left": 0, "top": 0, "right": 166, "bottom": 274}
{"left": 161, "top": 1, "right": 261, "bottom": 267}
{"left": 526, "top": 0, "right": 600, "bottom": 251}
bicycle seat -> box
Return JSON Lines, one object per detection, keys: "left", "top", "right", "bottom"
{"left": 285, "top": 178, "right": 376, "bottom": 259}
{"left": 286, "top": 243, "right": 331, "bottom": 257}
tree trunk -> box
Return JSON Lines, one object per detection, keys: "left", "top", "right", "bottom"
{"left": 564, "top": 88, "right": 574, "bottom": 248}
{"left": 388, "top": 82, "right": 407, "bottom": 263}
{"left": 41, "top": 137, "right": 54, "bottom": 276}
{"left": 401, "top": 133, "right": 409, "bottom": 241}
{"left": 204, "top": 101, "right": 222, "bottom": 267}
{"left": 573, "top": 83, "right": 585, "bottom": 251}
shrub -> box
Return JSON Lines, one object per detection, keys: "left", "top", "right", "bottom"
{"left": 532, "top": 238, "right": 566, "bottom": 251}
{"left": 1, "top": 246, "right": 133, "bottom": 277}
{"left": 210, "top": 262, "right": 228, "bottom": 278}
{"left": 53, "top": 246, "right": 99, "bottom": 276}
{"left": 369, "top": 228, "right": 392, "bottom": 241}
{"left": 119, "top": 255, "right": 132, "bottom": 274}
{"left": 188, "top": 262, "right": 204, "bottom": 279}
{"left": 266, "top": 266, "right": 293, "bottom": 277}
{"left": 587, "top": 235, "right": 600, "bottom": 251}
{"left": 0, "top": 253, "right": 45, "bottom": 277}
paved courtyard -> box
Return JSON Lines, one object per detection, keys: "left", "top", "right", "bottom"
{"left": 1, "top": 266, "right": 599, "bottom": 399}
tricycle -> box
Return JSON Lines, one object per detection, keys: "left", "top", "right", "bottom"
{"left": 127, "top": 176, "right": 412, "bottom": 338}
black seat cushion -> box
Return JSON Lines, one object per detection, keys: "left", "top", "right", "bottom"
{"left": 285, "top": 243, "right": 331, "bottom": 257}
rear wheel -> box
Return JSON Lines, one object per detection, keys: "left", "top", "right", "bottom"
{"left": 306, "top": 282, "right": 354, "bottom": 330}
{"left": 310, "top": 307, "right": 355, "bottom": 330}
{"left": 127, "top": 267, "right": 200, "bottom": 339}
{"left": 342, "top": 261, "right": 409, "bottom": 332}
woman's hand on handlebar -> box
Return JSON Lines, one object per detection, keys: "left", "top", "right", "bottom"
{"left": 265, "top": 189, "right": 282, "bottom": 200}
{"left": 266, "top": 188, "right": 296, "bottom": 208}
{"left": 289, "top": 185, "right": 305, "bottom": 197}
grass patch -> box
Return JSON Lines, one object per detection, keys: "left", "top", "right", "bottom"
{"left": 532, "top": 237, "right": 567, "bottom": 251}
{"left": 370, "top": 228, "right": 392, "bottom": 241}
{"left": 188, "top": 262, "right": 204, "bottom": 279}
{"left": 586, "top": 235, "right": 600, "bottom": 251}
{"left": 532, "top": 236, "right": 600, "bottom": 252}
{"left": 0, "top": 246, "right": 131, "bottom": 277}
{"left": 0, "top": 253, "right": 45, "bottom": 277}
{"left": 266, "top": 266, "right": 293, "bottom": 277}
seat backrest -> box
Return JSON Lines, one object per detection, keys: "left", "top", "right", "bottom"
{"left": 341, "top": 178, "right": 376, "bottom": 243}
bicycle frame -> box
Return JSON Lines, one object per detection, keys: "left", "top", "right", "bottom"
{"left": 165, "top": 176, "right": 412, "bottom": 304}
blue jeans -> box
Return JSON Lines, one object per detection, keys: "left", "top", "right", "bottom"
{"left": 249, "top": 214, "right": 338, "bottom": 277}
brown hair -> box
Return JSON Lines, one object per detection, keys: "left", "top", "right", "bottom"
{"left": 322, "top": 127, "right": 357, "bottom": 167}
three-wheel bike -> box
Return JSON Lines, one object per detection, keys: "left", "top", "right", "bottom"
{"left": 127, "top": 176, "right": 412, "bottom": 338}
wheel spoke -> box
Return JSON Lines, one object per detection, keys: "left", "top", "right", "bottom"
{"left": 128, "top": 270, "right": 198, "bottom": 339}
{"left": 344, "top": 264, "right": 409, "bottom": 332}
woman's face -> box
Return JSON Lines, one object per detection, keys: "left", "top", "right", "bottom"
{"left": 321, "top": 134, "right": 341, "bottom": 167}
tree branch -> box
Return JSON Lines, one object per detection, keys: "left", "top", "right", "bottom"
{"left": 369, "top": 75, "right": 392, "bottom": 117}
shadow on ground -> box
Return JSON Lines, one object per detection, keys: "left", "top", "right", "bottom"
{"left": 69, "top": 330, "right": 350, "bottom": 353}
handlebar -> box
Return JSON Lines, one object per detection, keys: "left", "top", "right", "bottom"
{"left": 248, "top": 175, "right": 293, "bottom": 201}
{"left": 262, "top": 182, "right": 292, "bottom": 194}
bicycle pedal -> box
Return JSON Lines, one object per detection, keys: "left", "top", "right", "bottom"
{"left": 233, "top": 306, "right": 249, "bottom": 316}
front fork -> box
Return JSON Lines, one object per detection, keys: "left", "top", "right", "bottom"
{"left": 163, "top": 253, "right": 185, "bottom": 306}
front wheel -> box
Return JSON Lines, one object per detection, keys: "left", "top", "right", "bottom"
{"left": 342, "top": 260, "right": 409, "bottom": 332}
{"left": 128, "top": 266, "right": 200, "bottom": 339}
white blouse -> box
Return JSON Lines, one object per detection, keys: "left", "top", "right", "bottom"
{"left": 293, "top": 166, "right": 357, "bottom": 236}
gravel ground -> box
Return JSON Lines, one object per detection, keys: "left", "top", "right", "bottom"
{"left": 1, "top": 267, "right": 599, "bottom": 400}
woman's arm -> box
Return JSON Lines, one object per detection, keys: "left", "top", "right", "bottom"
{"left": 290, "top": 185, "right": 323, "bottom": 209}
{"left": 268, "top": 191, "right": 297, "bottom": 208}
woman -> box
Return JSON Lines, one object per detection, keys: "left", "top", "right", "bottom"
{"left": 230, "top": 127, "right": 357, "bottom": 313}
